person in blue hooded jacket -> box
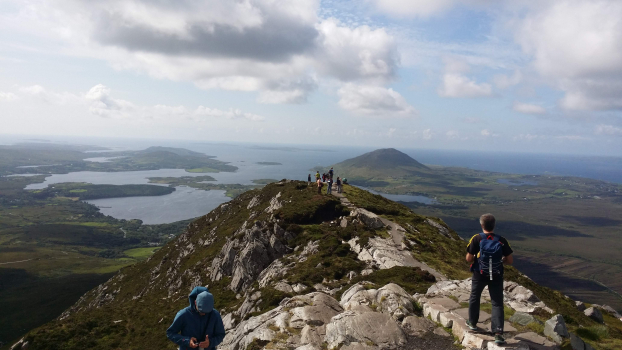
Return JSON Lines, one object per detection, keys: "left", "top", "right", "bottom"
{"left": 166, "top": 286, "right": 226, "bottom": 349}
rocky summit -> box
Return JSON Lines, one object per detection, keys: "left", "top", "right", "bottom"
{"left": 12, "top": 181, "right": 621, "bottom": 350}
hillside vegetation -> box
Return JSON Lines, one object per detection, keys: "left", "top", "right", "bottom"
{"left": 15, "top": 181, "right": 622, "bottom": 349}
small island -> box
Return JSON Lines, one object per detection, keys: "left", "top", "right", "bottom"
{"left": 257, "top": 162, "right": 282, "bottom": 165}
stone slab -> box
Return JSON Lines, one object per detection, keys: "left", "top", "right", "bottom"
{"left": 462, "top": 332, "right": 494, "bottom": 348}
{"left": 487, "top": 339, "right": 531, "bottom": 350}
{"left": 427, "top": 296, "right": 461, "bottom": 310}
{"left": 453, "top": 308, "right": 491, "bottom": 323}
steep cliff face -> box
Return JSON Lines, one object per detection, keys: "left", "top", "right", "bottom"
{"left": 15, "top": 181, "right": 622, "bottom": 350}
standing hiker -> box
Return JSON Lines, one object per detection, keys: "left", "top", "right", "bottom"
{"left": 336, "top": 177, "right": 342, "bottom": 193}
{"left": 315, "top": 171, "right": 321, "bottom": 181}
{"left": 329, "top": 167, "right": 334, "bottom": 180}
{"left": 465, "top": 214, "right": 513, "bottom": 345}
{"left": 317, "top": 178, "right": 323, "bottom": 194}
{"left": 327, "top": 177, "right": 333, "bottom": 194}
{"left": 308, "top": 174, "right": 311, "bottom": 184}
{"left": 167, "top": 286, "right": 226, "bottom": 350}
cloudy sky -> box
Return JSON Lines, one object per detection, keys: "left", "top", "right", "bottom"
{"left": 1, "top": 0, "right": 622, "bottom": 155}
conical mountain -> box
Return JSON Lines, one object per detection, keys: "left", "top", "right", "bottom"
{"left": 331, "top": 148, "right": 430, "bottom": 180}
{"left": 14, "top": 181, "right": 616, "bottom": 350}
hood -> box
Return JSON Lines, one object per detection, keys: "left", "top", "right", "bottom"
{"left": 196, "top": 291, "right": 214, "bottom": 314}
{"left": 188, "top": 286, "right": 209, "bottom": 312}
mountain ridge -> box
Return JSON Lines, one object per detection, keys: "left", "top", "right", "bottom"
{"left": 13, "top": 181, "right": 622, "bottom": 350}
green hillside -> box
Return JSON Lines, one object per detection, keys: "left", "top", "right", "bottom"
{"left": 330, "top": 148, "right": 431, "bottom": 181}
{"left": 13, "top": 181, "right": 622, "bottom": 350}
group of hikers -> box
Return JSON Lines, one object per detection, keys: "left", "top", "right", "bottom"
{"left": 307, "top": 167, "right": 348, "bottom": 195}
{"left": 165, "top": 211, "right": 514, "bottom": 347}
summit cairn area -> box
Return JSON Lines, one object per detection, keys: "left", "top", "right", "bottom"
{"left": 14, "top": 181, "right": 621, "bottom": 350}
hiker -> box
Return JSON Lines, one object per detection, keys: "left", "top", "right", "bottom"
{"left": 343, "top": 178, "right": 348, "bottom": 185}
{"left": 315, "top": 171, "right": 320, "bottom": 181}
{"left": 317, "top": 178, "right": 323, "bottom": 194}
{"left": 327, "top": 177, "right": 333, "bottom": 194}
{"left": 465, "top": 214, "right": 513, "bottom": 345}
{"left": 308, "top": 174, "right": 311, "bottom": 184}
{"left": 336, "top": 177, "right": 342, "bottom": 193}
{"left": 166, "top": 286, "right": 226, "bottom": 350}
{"left": 329, "top": 167, "right": 334, "bottom": 180}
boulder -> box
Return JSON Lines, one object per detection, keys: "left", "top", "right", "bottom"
{"left": 543, "top": 314, "right": 569, "bottom": 344}
{"left": 584, "top": 307, "right": 603, "bottom": 323}
{"left": 289, "top": 293, "right": 343, "bottom": 328}
{"left": 570, "top": 333, "right": 586, "bottom": 350}
{"left": 341, "top": 283, "right": 414, "bottom": 321}
{"left": 325, "top": 311, "right": 406, "bottom": 349}
{"left": 575, "top": 301, "right": 586, "bottom": 312}
{"left": 509, "top": 312, "right": 541, "bottom": 326}
{"left": 350, "top": 208, "right": 385, "bottom": 229}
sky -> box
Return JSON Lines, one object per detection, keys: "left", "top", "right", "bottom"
{"left": 1, "top": 0, "right": 622, "bottom": 156}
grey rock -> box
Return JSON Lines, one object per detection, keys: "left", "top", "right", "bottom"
{"left": 509, "top": 312, "right": 541, "bottom": 326}
{"left": 264, "top": 192, "right": 282, "bottom": 213}
{"left": 325, "top": 311, "right": 406, "bottom": 349}
{"left": 341, "top": 283, "right": 414, "bottom": 321}
{"left": 274, "top": 281, "right": 294, "bottom": 293}
{"left": 544, "top": 314, "right": 569, "bottom": 344}
{"left": 401, "top": 316, "right": 435, "bottom": 335}
{"left": 210, "top": 221, "right": 295, "bottom": 292}
{"left": 514, "top": 332, "right": 558, "bottom": 348}
{"left": 340, "top": 218, "right": 348, "bottom": 228}
{"left": 350, "top": 208, "right": 385, "bottom": 229}
{"left": 576, "top": 301, "right": 586, "bottom": 312}
{"left": 247, "top": 196, "right": 260, "bottom": 209}
{"left": 584, "top": 307, "right": 603, "bottom": 323}
{"left": 570, "top": 333, "right": 586, "bottom": 350}
{"left": 433, "top": 327, "right": 451, "bottom": 337}
{"left": 425, "top": 218, "right": 453, "bottom": 240}
{"left": 599, "top": 304, "right": 617, "bottom": 315}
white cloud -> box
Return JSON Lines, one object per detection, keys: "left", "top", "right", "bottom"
{"left": 438, "top": 73, "right": 493, "bottom": 98}
{"left": 463, "top": 117, "right": 482, "bottom": 124}
{"left": 422, "top": 128, "right": 433, "bottom": 140}
{"left": 513, "top": 102, "right": 546, "bottom": 115}
{"left": 337, "top": 84, "right": 416, "bottom": 117}
{"left": 314, "top": 19, "right": 398, "bottom": 84}
{"left": 595, "top": 124, "right": 622, "bottom": 136}
{"left": 512, "top": 0, "right": 622, "bottom": 111}
{"left": 3, "top": 0, "right": 399, "bottom": 105}
{"left": 481, "top": 129, "right": 490, "bottom": 136}
{"left": 0, "top": 92, "right": 18, "bottom": 101}
{"left": 493, "top": 70, "right": 522, "bottom": 89}
{"left": 446, "top": 130, "right": 459, "bottom": 139}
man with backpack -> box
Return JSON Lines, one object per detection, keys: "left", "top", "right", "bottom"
{"left": 329, "top": 167, "right": 334, "bottom": 180}
{"left": 166, "top": 286, "right": 226, "bottom": 349}
{"left": 465, "top": 213, "right": 513, "bottom": 345}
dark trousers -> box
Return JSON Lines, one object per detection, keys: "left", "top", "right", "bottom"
{"left": 469, "top": 272, "right": 504, "bottom": 334}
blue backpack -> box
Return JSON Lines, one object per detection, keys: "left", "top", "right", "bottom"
{"left": 478, "top": 233, "right": 504, "bottom": 279}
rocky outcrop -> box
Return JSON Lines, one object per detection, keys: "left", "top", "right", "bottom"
{"left": 220, "top": 282, "right": 453, "bottom": 350}
{"left": 425, "top": 218, "right": 454, "bottom": 240}
{"left": 350, "top": 208, "right": 385, "bottom": 229}
{"left": 210, "top": 220, "right": 296, "bottom": 292}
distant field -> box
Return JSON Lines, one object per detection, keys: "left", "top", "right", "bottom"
{"left": 123, "top": 247, "right": 160, "bottom": 260}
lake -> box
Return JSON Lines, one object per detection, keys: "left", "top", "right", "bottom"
{"left": 85, "top": 186, "right": 229, "bottom": 225}
{"left": 355, "top": 186, "right": 437, "bottom": 205}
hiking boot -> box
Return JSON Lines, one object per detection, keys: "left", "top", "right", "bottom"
{"left": 465, "top": 320, "right": 477, "bottom": 331}
{"left": 494, "top": 334, "right": 506, "bottom": 344}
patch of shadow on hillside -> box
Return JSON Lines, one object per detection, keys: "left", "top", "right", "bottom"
{"left": 439, "top": 216, "right": 590, "bottom": 241}
{"left": 0, "top": 268, "right": 113, "bottom": 347}
{"left": 513, "top": 257, "right": 622, "bottom": 313}
{"left": 560, "top": 215, "right": 622, "bottom": 227}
